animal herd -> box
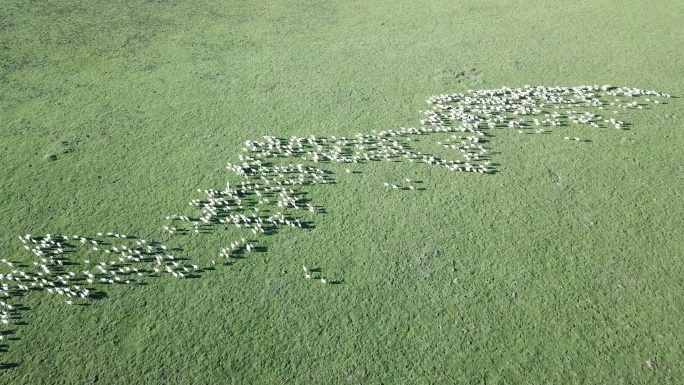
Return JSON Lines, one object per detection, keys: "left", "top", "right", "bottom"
{"left": 1, "top": 85, "right": 670, "bottom": 355}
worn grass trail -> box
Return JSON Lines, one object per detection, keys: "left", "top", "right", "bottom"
{"left": 1, "top": 0, "right": 683, "bottom": 383}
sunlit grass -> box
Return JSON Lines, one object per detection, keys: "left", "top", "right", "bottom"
{"left": 1, "top": 0, "right": 683, "bottom": 383}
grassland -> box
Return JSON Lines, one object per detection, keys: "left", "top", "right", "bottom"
{"left": 1, "top": 0, "right": 683, "bottom": 383}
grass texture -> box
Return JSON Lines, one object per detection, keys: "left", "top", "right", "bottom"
{"left": 1, "top": 0, "right": 683, "bottom": 383}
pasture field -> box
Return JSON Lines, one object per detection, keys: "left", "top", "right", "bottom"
{"left": 1, "top": 0, "right": 683, "bottom": 383}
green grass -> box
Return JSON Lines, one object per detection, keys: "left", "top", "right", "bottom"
{"left": 1, "top": 0, "right": 683, "bottom": 383}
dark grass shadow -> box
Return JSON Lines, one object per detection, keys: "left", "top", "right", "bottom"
{"left": 58, "top": 260, "right": 80, "bottom": 266}
{"left": 260, "top": 228, "right": 279, "bottom": 236}
{"left": 299, "top": 222, "right": 316, "bottom": 230}
{"left": 181, "top": 274, "right": 202, "bottom": 279}
{"left": 13, "top": 263, "right": 30, "bottom": 268}
{"left": 0, "top": 362, "right": 19, "bottom": 370}
{"left": 88, "top": 291, "right": 108, "bottom": 300}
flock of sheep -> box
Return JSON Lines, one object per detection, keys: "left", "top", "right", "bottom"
{"left": 1, "top": 85, "right": 670, "bottom": 351}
